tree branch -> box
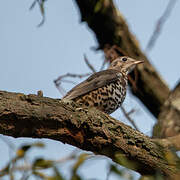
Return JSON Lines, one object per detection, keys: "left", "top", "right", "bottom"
{"left": 74, "top": 0, "right": 170, "bottom": 118}
{"left": 156, "top": 134, "right": 180, "bottom": 151}
{"left": 153, "top": 81, "right": 180, "bottom": 138}
{"left": 0, "top": 90, "right": 179, "bottom": 178}
{"left": 146, "top": 0, "right": 177, "bottom": 52}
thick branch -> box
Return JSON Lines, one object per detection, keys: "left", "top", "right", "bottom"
{"left": 74, "top": 0, "right": 170, "bottom": 118}
{"left": 0, "top": 90, "right": 179, "bottom": 177}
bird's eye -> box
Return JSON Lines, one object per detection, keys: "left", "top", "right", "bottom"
{"left": 122, "top": 57, "right": 127, "bottom": 62}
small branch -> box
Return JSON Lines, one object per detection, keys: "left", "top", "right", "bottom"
{"left": 54, "top": 73, "right": 91, "bottom": 85}
{"left": 84, "top": 54, "right": 96, "bottom": 73}
{"left": 99, "top": 58, "right": 107, "bottom": 71}
{"left": 155, "top": 134, "right": 180, "bottom": 151}
{"left": 54, "top": 72, "right": 91, "bottom": 96}
{"left": 54, "top": 54, "right": 98, "bottom": 96}
{"left": 120, "top": 106, "right": 139, "bottom": 131}
{"left": 146, "top": 0, "right": 177, "bottom": 52}
{"left": 29, "top": 0, "right": 47, "bottom": 27}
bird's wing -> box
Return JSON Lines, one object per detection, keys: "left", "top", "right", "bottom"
{"left": 63, "top": 69, "right": 121, "bottom": 100}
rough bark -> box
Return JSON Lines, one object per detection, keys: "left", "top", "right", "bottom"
{"left": 0, "top": 90, "right": 179, "bottom": 178}
{"left": 153, "top": 81, "right": 180, "bottom": 138}
{"left": 74, "top": 0, "right": 170, "bottom": 118}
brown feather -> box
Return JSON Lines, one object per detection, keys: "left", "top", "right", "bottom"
{"left": 63, "top": 69, "right": 122, "bottom": 100}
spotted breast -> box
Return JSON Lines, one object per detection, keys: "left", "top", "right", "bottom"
{"left": 74, "top": 73, "right": 127, "bottom": 114}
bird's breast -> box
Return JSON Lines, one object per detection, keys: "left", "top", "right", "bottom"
{"left": 74, "top": 76, "right": 128, "bottom": 114}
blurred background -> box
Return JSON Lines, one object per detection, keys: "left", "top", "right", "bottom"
{"left": 0, "top": 0, "right": 180, "bottom": 179}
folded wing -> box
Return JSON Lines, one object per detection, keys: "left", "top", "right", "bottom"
{"left": 63, "top": 69, "right": 121, "bottom": 100}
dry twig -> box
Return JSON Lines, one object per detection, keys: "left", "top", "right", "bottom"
{"left": 29, "top": 0, "right": 47, "bottom": 27}
{"left": 84, "top": 54, "right": 96, "bottom": 73}
{"left": 54, "top": 72, "right": 91, "bottom": 96}
{"left": 120, "top": 106, "right": 139, "bottom": 131}
{"left": 146, "top": 0, "right": 177, "bottom": 52}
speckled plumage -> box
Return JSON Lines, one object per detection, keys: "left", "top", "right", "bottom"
{"left": 74, "top": 75, "right": 127, "bottom": 114}
{"left": 63, "top": 56, "right": 143, "bottom": 114}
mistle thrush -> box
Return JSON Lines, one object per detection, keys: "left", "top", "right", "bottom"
{"left": 63, "top": 56, "right": 143, "bottom": 114}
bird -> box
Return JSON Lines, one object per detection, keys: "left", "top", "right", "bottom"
{"left": 63, "top": 56, "right": 143, "bottom": 114}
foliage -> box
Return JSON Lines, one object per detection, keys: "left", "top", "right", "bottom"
{"left": 0, "top": 142, "right": 136, "bottom": 180}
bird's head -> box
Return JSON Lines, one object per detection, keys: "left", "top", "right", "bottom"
{"left": 109, "top": 56, "right": 144, "bottom": 74}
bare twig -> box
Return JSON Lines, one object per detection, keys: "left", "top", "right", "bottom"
{"left": 60, "top": 79, "right": 77, "bottom": 85}
{"left": 54, "top": 73, "right": 91, "bottom": 86}
{"left": 120, "top": 106, "right": 139, "bottom": 131}
{"left": 157, "top": 134, "right": 180, "bottom": 151}
{"left": 55, "top": 52, "right": 109, "bottom": 96}
{"left": 54, "top": 55, "right": 100, "bottom": 96}
{"left": 29, "top": 0, "right": 47, "bottom": 27}
{"left": 127, "top": 74, "right": 138, "bottom": 92}
{"left": 146, "top": 0, "right": 177, "bottom": 52}
{"left": 54, "top": 72, "right": 91, "bottom": 96}
{"left": 29, "top": 0, "right": 37, "bottom": 10}
{"left": 99, "top": 59, "right": 108, "bottom": 71}
{"left": 84, "top": 54, "right": 96, "bottom": 73}
{"left": 55, "top": 84, "right": 67, "bottom": 97}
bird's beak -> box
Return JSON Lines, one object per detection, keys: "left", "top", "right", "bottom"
{"left": 134, "top": 60, "right": 144, "bottom": 64}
